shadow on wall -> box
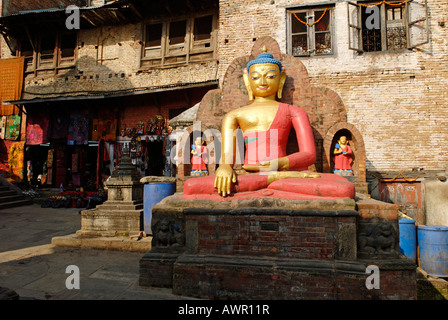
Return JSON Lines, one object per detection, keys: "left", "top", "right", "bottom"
{"left": 23, "top": 56, "right": 134, "bottom": 100}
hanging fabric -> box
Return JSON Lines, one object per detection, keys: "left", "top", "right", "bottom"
{"left": 5, "top": 115, "right": 21, "bottom": 140}
{"left": 68, "top": 109, "right": 89, "bottom": 145}
{"left": 0, "top": 57, "right": 24, "bottom": 116}
{"left": 26, "top": 108, "right": 50, "bottom": 145}
{"left": 8, "top": 141, "right": 25, "bottom": 182}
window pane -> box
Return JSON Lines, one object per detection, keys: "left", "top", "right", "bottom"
{"left": 361, "top": 7, "right": 382, "bottom": 52}
{"left": 40, "top": 35, "right": 56, "bottom": 56}
{"left": 387, "top": 26, "right": 407, "bottom": 50}
{"left": 291, "top": 12, "right": 307, "bottom": 34}
{"left": 314, "top": 10, "right": 330, "bottom": 31}
{"left": 169, "top": 20, "right": 186, "bottom": 45}
{"left": 146, "top": 23, "right": 163, "bottom": 48}
{"left": 21, "top": 38, "right": 33, "bottom": 57}
{"left": 387, "top": 6, "right": 403, "bottom": 20}
{"left": 60, "top": 33, "right": 77, "bottom": 58}
{"left": 386, "top": 5, "right": 406, "bottom": 50}
{"left": 292, "top": 34, "right": 308, "bottom": 56}
{"left": 315, "top": 32, "right": 332, "bottom": 54}
{"left": 194, "top": 15, "right": 213, "bottom": 41}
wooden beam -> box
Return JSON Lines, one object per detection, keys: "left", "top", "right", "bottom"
{"left": 128, "top": 3, "right": 143, "bottom": 20}
{"left": 24, "top": 25, "right": 36, "bottom": 51}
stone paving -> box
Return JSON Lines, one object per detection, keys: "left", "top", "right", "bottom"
{"left": 0, "top": 204, "right": 195, "bottom": 300}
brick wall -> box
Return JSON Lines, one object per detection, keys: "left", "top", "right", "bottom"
{"left": 185, "top": 209, "right": 357, "bottom": 260}
{"left": 217, "top": 0, "right": 448, "bottom": 173}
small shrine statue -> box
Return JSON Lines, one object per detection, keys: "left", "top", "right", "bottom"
{"left": 136, "top": 121, "right": 145, "bottom": 135}
{"left": 333, "top": 135, "right": 353, "bottom": 176}
{"left": 183, "top": 47, "right": 355, "bottom": 199}
{"left": 190, "top": 137, "right": 208, "bottom": 177}
{"left": 155, "top": 114, "right": 165, "bottom": 135}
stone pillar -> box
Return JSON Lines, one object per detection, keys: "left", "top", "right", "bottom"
{"left": 78, "top": 144, "right": 143, "bottom": 237}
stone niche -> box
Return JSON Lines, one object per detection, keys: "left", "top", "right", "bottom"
{"left": 78, "top": 146, "right": 143, "bottom": 237}
{"left": 139, "top": 38, "right": 416, "bottom": 300}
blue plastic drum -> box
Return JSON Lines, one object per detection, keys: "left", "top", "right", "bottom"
{"left": 143, "top": 181, "right": 176, "bottom": 234}
{"left": 398, "top": 218, "right": 417, "bottom": 261}
{"left": 417, "top": 225, "right": 448, "bottom": 277}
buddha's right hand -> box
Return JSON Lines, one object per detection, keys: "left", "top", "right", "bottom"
{"left": 214, "top": 164, "right": 237, "bottom": 197}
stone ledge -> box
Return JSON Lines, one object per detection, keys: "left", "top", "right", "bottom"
{"left": 156, "top": 194, "right": 357, "bottom": 211}
{"left": 51, "top": 233, "right": 152, "bottom": 252}
{"left": 183, "top": 207, "right": 359, "bottom": 217}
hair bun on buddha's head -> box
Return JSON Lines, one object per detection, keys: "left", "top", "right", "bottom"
{"left": 246, "top": 46, "right": 283, "bottom": 72}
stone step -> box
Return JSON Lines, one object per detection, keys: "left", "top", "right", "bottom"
{"left": 0, "top": 190, "right": 20, "bottom": 198}
{"left": 0, "top": 198, "right": 33, "bottom": 210}
{"left": 0, "top": 194, "right": 27, "bottom": 203}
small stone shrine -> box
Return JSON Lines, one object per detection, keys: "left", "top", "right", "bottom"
{"left": 139, "top": 38, "right": 416, "bottom": 300}
{"left": 78, "top": 144, "right": 143, "bottom": 237}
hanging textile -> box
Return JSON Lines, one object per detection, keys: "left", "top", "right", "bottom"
{"left": 8, "top": 141, "right": 25, "bottom": 182}
{"left": 91, "top": 111, "right": 117, "bottom": 141}
{"left": 5, "top": 115, "right": 21, "bottom": 140}
{"left": 0, "top": 57, "right": 24, "bottom": 116}
{"left": 50, "top": 108, "right": 69, "bottom": 139}
{"left": 96, "top": 138, "right": 111, "bottom": 189}
{"left": 26, "top": 109, "right": 50, "bottom": 145}
{"left": 0, "top": 116, "right": 6, "bottom": 139}
{"left": 68, "top": 109, "right": 89, "bottom": 145}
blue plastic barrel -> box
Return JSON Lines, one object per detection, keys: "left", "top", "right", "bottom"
{"left": 417, "top": 225, "right": 448, "bottom": 277}
{"left": 143, "top": 181, "right": 176, "bottom": 234}
{"left": 398, "top": 218, "right": 417, "bottom": 261}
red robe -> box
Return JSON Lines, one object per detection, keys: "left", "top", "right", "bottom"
{"left": 333, "top": 145, "right": 353, "bottom": 171}
{"left": 184, "top": 103, "right": 355, "bottom": 200}
{"left": 191, "top": 145, "right": 208, "bottom": 171}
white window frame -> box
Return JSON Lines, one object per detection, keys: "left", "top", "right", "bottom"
{"left": 288, "top": 6, "right": 335, "bottom": 57}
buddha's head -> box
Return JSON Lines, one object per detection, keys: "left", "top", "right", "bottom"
{"left": 243, "top": 46, "right": 286, "bottom": 101}
{"left": 339, "top": 136, "right": 347, "bottom": 145}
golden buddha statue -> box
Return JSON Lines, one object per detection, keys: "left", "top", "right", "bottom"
{"left": 183, "top": 47, "right": 355, "bottom": 200}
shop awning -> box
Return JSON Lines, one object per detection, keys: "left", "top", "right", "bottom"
{"left": 2, "top": 80, "right": 219, "bottom": 105}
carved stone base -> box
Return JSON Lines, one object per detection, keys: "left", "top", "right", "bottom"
{"left": 172, "top": 255, "right": 416, "bottom": 299}
{"left": 79, "top": 200, "right": 143, "bottom": 237}
{"left": 139, "top": 195, "right": 416, "bottom": 299}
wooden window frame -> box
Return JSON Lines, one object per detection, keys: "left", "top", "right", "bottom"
{"left": 348, "top": 0, "right": 429, "bottom": 53}
{"left": 141, "top": 12, "right": 217, "bottom": 69}
{"left": 20, "top": 32, "right": 77, "bottom": 77}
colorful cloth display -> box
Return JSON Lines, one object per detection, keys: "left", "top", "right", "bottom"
{"left": 0, "top": 116, "right": 6, "bottom": 139}
{"left": 50, "top": 109, "right": 69, "bottom": 140}
{"left": 8, "top": 141, "right": 25, "bottom": 182}
{"left": 26, "top": 110, "right": 49, "bottom": 145}
{"left": 5, "top": 115, "right": 21, "bottom": 141}
{"left": 68, "top": 109, "right": 89, "bottom": 145}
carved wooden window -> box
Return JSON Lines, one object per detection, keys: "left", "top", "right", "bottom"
{"left": 141, "top": 13, "right": 217, "bottom": 68}
{"left": 288, "top": 7, "right": 334, "bottom": 57}
{"left": 19, "top": 32, "right": 77, "bottom": 77}
{"left": 348, "top": 0, "right": 429, "bottom": 53}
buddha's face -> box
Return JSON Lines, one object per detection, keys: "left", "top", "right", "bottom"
{"left": 247, "top": 63, "right": 282, "bottom": 99}
{"left": 339, "top": 136, "right": 347, "bottom": 144}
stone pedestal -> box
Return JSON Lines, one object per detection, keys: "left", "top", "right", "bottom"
{"left": 139, "top": 195, "right": 417, "bottom": 299}
{"left": 78, "top": 146, "right": 143, "bottom": 237}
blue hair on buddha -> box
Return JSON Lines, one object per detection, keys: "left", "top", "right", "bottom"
{"left": 246, "top": 52, "right": 283, "bottom": 72}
